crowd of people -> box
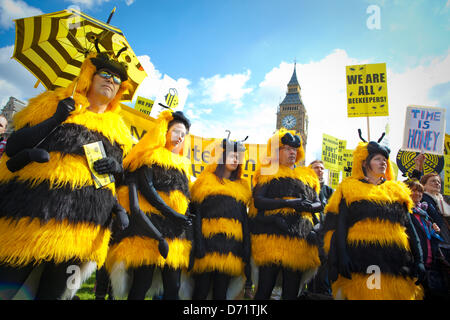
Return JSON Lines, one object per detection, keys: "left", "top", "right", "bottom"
{"left": 0, "top": 51, "right": 448, "bottom": 300}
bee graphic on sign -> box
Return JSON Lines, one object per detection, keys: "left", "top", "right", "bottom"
{"left": 165, "top": 88, "right": 179, "bottom": 109}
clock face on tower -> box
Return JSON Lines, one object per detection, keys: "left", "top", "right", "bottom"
{"left": 282, "top": 115, "right": 296, "bottom": 129}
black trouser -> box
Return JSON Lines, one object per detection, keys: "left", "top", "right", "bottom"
{"left": 192, "top": 271, "right": 232, "bottom": 300}
{"left": 95, "top": 266, "right": 114, "bottom": 300}
{"left": 254, "top": 265, "right": 302, "bottom": 300}
{"left": 0, "top": 260, "right": 80, "bottom": 300}
{"left": 128, "top": 265, "right": 181, "bottom": 300}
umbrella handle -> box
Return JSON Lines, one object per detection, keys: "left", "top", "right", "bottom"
{"left": 70, "top": 80, "right": 82, "bottom": 113}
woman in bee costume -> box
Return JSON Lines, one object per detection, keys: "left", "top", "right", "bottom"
{"left": 106, "top": 110, "right": 192, "bottom": 300}
{"left": 324, "top": 131, "right": 425, "bottom": 300}
{"left": 188, "top": 134, "right": 252, "bottom": 300}
{"left": 249, "top": 128, "right": 323, "bottom": 300}
{"left": 0, "top": 51, "right": 133, "bottom": 300}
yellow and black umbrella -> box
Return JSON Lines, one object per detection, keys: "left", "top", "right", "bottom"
{"left": 12, "top": 8, "right": 146, "bottom": 101}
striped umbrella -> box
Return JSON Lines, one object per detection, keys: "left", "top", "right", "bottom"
{"left": 12, "top": 8, "right": 146, "bottom": 101}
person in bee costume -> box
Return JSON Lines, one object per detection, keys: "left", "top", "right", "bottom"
{"left": 248, "top": 128, "right": 323, "bottom": 300}
{"left": 323, "top": 130, "right": 425, "bottom": 300}
{"left": 105, "top": 110, "right": 193, "bottom": 300}
{"left": 187, "top": 134, "right": 252, "bottom": 300}
{"left": 0, "top": 51, "right": 134, "bottom": 300}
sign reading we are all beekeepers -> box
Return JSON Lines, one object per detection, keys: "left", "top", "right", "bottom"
{"left": 402, "top": 105, "right": 446, "bottom": 155}
{"left": 346, "top": 63, "right": 388, "bottom": 117}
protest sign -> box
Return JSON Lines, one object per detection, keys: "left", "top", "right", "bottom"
{"left": 150, "top": 74, "right": 188, "bottom": 118}
{"left": 402, "top": 105, "right": 446, "bottom": 155}
{"left": 134, "top": 96, "right": 154, "bottom": 116}
{"left": 346, "top": 63, "right": 388, "bottom": 117}
{"left": 444, "top": 155, "right": 450, "bottom": 196}
{"left": 322, "top": 134, "right": 346, "bottom": 171}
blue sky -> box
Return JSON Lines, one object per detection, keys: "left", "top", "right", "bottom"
{"left": 0, "top": 0, "right": 449, "bottom": 167}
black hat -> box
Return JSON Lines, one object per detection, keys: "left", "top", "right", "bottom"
{"left": 90, "top": 53, "right": 128, "bottom": 81}
{"left": 281, "top": 132, "right": 301, "bottom": 148}
{"left": 169, "top": 111, "right": 191, "bottom": 131}
{"left": 358, "top": 129, "right": 390, "bottom": 158}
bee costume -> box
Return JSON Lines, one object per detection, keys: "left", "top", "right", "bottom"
{"left": 0, "top": 52, "right": 133, "bottom": 300}
{"left": 106, "top": 110, "right": 193, "bottom": 300}
{"left": 249, "top": 129, "right": 323, "bottom": 300}
{"left": 323, "top": 131, "right": 425, "bottom": 300}
{"left": 187, "top": 136, "right": 252, "bottom": 300}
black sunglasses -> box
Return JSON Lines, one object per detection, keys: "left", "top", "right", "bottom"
{"left": 96, "top": 70, "right": 122, "bottom": 85}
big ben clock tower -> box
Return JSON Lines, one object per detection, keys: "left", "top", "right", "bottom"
{"left": 276, "top": 62, "right": 308, "bottom": 152}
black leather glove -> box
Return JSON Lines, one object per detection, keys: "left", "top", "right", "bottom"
{"left": 158, "top": 238, "right": 169, "bottom": 260}
{"left": 112, "top": 200, "right": 129, "bottom": 231}
{"left": 93, "top": 157, "right": 123, "bottom": 175}
{"left": 53, "top": 97, "right": 76, "bottom": 123}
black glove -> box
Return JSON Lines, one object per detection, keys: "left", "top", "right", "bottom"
{"left": 285, "top": 198, "right": 313, "bottom": 212}
{"left": 414, "top": 263, "right": 426, "bottom": 285}
{"left": 112, "top": 200, "right": 129, "bottom": 231}
{"left": 53, "top": 97, "right": 76, "bottom": 123}
{"left": 6, "top": 148, "right": 50, "bottom": 172}
{"left": 158, "top": 238, "right": 169, "bottom": 259}
{"left": 93, "top": 157, "right": 123, "bottom": 175}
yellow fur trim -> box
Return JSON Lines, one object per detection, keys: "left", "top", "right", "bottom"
{"left": 255, "top": 164, "right": 319, "bottom": 194}
{"left": 202, "top": 218, "right": 243, "bottom": 241}
{"left": 352, "top": 142, "right": 395, "bottom": 181}
{"left": 64, "top": 110, "right": 133, "bottom": 156}
{"left": 331, "top": 273, "right": 423, "bottom": 300}
{"left": 105, "top": 236, "right": 191, "bottom": 271}
{"left": 266, "top": 128, "right": 305, "bottom": 163}
{"left": 251, "top": 234, "right": 320, "bottom": 271}
{"left": 0, "top": 217, "right": 110, "bottom": 267}
{"left": 0, "top": 152, "right": 115, "bottom": 194}
{"left": 190, "top": 167, "right": 251, "bottom": 205}
{"left": 191, "top": 252, "right": 244, "bottom": 276}
{"left": 124, "top": 146, "right": 190, "bottom": 176}
{"left": 347, "top": 218, "right": 410, "bottom": 250}
{"left": 339, "top": 178, "right": 413, "bottom": 211}
{"left": 324, "top": 183, "right": 343, "bottom": 215}
{"left": 117, "top": 186, "right": 188, "bottom": 217}
{"left": 248, "top": 201, "right": 258, "bottom": 218}
{"left": 13, "top": 52, "right": 132, "bottom": 130}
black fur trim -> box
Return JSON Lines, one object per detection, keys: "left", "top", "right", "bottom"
{"left": 346, "top": 242, "right": 415, "bottom": 276}
{"left": 38, "top": 123, "right": 124, "bottom": 161}
{"left": 202, "top": 235, "right": 245, "bottom": 258}
{"left": 146, "top": 164, "right": 190, "bottom": 198}
{"left": 0, "top": 179, "right": 115, "bottom": 227}
{"left": 347, "top": 201, "right": 409, "bottom": 228}
{"left": 259, "top": 177, "right": 317, "bottom": 201}
{"left": 196, "top": 195, "right": 247, "bottom": 222}
{"left": 322, "top": 212, "right": 338, "bottom": 232}
{"left": 249, "top": 212, "right": 314, "bottom": 240}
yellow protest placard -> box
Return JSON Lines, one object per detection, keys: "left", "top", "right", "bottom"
{"left": 322, "top": 134, "right": 345, "bottom": 171}
{"left": 445, "top": 133, "right": 450, "bottom": 156}
{"left": 342, "top": 148, "right": 354, "bottom": 178}
{"left": 134, "top": 96, "right": 154, "bottom": 117}
{"left": 329, "top": 170, "right": 341, "bottom": 190}
{"left": 444, "top": 155, "right": 450, "bottom": 196}
{"left": 346, "top": 63, "right": 388, "bottom": 117}
{"left": 83, "top": 141, "right": 114, "bottom": 189}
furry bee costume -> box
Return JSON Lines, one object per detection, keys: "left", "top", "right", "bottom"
{"left": 323, "top": 133, "right": 425, "bottom": 300}
{"left": 106, "top": 110, "right": 193, "bottom": 300}
{"left": 188, "top": 137, "right": 252, "bottom": 300}
{"left": 0, "top": 52, "right": 133, "bottom": 300}
{"left": 249, "top": 129, "right": 323, "bottom": 300}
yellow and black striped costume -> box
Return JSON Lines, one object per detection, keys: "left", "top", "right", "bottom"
{"left": 105, "top": 110, "right": 192, "bottom": 297}
{"left": 0, "top": 54, "right": 133, "bottom": 274}
{"left": 323, "top": 141, "right": 424, "bottom": 300}
{"left": 249, "top": 164, "right": 321, "bottom": 272}
{"left": 190, "top": 162, "right": 251, "bottom": 277}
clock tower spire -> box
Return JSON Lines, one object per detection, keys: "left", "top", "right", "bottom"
{"left": 276, "top": 62, "right": 308, "bottom": 152}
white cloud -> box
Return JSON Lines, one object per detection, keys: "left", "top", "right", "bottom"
{"left": 125, "top": 0, "right": 135, "bottom": 5}
{"left": 199, "top": 70, "right": 253, "bottom": 108}
{"left": 0, "top": 0, "right": 43, "bottom": 29}
{"left": 0, "top": 45, "right": 44, "bottom": 109}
